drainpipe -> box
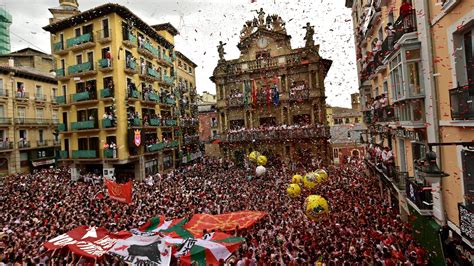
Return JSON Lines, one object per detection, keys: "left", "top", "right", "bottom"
{"left": 415, "top": 0, "right": 444, "bottom": 224}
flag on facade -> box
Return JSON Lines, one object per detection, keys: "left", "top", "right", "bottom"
{"left": 272, "top": 84, "right": 280, "bottom": 106}
{"left": 108, "top": 234, "right": 172, "bottom": 265}
{"left": 44, "top": 226, "right": 130, "bottom": 259}
{"left": 164, "top": 232, "right": 244, "bottom": 266}
{"left": 105, "top": 179, "right": 133, "bottom": 204}
{"left": 244, "top": 80, "right": 249, "bottom": 109}
{"left": 251, "top": 80, "right": 257, "bottom": 107}
{"left": 183, "top": 211, "right": 267, "bottom": 237}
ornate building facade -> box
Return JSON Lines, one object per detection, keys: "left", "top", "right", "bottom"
{"left": 211, "top": 10, "right": 332, "bottom": 165}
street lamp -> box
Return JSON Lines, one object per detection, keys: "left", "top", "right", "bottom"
{"left": 415, "top": 141, "right": 474, "bottom": 178}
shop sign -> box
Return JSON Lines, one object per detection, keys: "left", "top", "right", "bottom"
{"left": 395, "top": 128, "right": 421, "bottom": 141}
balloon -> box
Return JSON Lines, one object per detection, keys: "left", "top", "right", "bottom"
{"left": 248, "top": 151, "right": 261, "bottom": 162}
{"left": 256, "top": 155, "right": 267, "bottom": 166}
{"left": 256, "top": 166, "right": 266, "bottom": 176}
{"left": 315, "top": 169, "right": 328, "bottom": 180}
{"left": 287, "top": 184, "right": 301, "bottom": 198}
{"left": 292, "top": 174, "right": 303, "bottom": 184}
{"left": 303, "top": 172, "right": 318, "bottom": 189}
{"left": 304, "top": 195, "right": 329, "bottom": 221}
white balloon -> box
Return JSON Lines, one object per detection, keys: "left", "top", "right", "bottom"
{"left": 256, "top": 166, "right": 266, "bottom": 177}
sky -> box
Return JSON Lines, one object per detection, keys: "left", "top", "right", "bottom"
{"left": 4, "top": 0, "right": 358, "bottom": 108}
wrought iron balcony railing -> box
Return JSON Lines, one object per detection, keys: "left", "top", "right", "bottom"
{"left": 405, "top": 178, "right": 433, "bottom": 211}
{"left": 450, "top": 83, "right": 474, "bottom": 120}
{"left": 223, "top": 126, "right": 330, "bottom": 143}
{"left": 66, "top": 33, "right": 93, "bottom": 48}
{"left": 72, "top": 150, "right": 98, "bottom": 159}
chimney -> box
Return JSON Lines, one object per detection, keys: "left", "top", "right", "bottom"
{"left": 8, "top": 57, "right": 14, "bottom": 67}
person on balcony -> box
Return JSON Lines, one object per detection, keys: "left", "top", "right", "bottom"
{"left": 400, "top": 0, "right": 413, "bottom": 32}
{"left": 105, "top": 50, "right": 112, "bottom": 67}
{"left": 384, "top": 23, "right": 395, "bottom": 50}
{"left": 107, "top": 80, "right": 114, "bottom": 97}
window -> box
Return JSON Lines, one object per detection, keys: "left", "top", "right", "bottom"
{"left": 52, "top": 110, "right": 58, "bottom": 122}
{"left": 355, "top": 117, "right": 360, "bottom": 123}
{"left": 212, "top": 130, "right": 218, "bottom": 137}
{"left": 463, "top": 29, "right": 473, "bottom": 86}
{"left": 20, "top": 152, "right": 28, "bottom": 167}
{"left": 36, "top": 108, "right": 44, "bottom": 120}
{"left": 17, "top": 107, "right": 25, "bottom": 119}
{"left": 74, "top": 28, "right": 81, "bottom": 37}
{"left": 461, "top": 150, "right": 474, "bottom": 208}
{"left": 0, "top": 78, "right": 3, "bottom": 93}
{"left": 52, "top": 88, "right": 57, "bottom": 98}
{"left": 405, "top": 49, "right": 423, "bottom": 96}
{"left": 383, "top": 80, "right": 388, "bottom": 94}
{"left": 19, "top": 129, "right": 27, "bottom": 140}
{"left": 390, "top": 54, "right": 404, "bottom": 101}
{"left": 347, "top": 131, "right": 351, "bottom": 138}
{"left": 0, "top": 105, "right": 4, "bottom": 117}
{"left": 345, "top": 118, "right": 350, "bottom": 124}
{"left": 38, "top": 130, "right": 44, "bottom": 142}
{"left": 333, "top": 148, "right": 339, "bottom": 159}
{"left": 76, "top": 54, "right": 83, "bottom": 64}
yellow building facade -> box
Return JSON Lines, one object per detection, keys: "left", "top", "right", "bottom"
{"left": 0, "top": 64, "right": 60, "bottom": 175}
{"left": 347, "top": 0, "right": 473, "bottom": 261}
{"left": 44, "top": 2, "right": 183, "bottom": 180}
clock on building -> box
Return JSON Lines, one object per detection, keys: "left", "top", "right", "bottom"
{"left": 257, "top": 37, "right": 269, "bottom": 48}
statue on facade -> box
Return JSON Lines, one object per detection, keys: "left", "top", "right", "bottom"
{"left": 217, "top": 41, "right": 227, "bottom": 62}
{"left": 272, "top": 15, "right": 285, "bottom": 32}
{"left": 252, "top": 8, "right": 266, "bottom": 27}
{"left": 266, "top": 14, "right": 272, "bottom": 29}
{"left": 240, "top": 21, "right": 254, "bottom": 40}
{"left": 303, "top": 22, "right": 315, "bottom": 47}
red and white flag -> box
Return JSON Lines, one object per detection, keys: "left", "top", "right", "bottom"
{"left": 44, "top": 226, "right": 130, "bottom": 259}
{"left": 105, "top": 179, "right": 132, "bottom": 204}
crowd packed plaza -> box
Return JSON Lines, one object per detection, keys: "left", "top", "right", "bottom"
{"left": 0, "top": 155, "right": 430, "bottom": 265}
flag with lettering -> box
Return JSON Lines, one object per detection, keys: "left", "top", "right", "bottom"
{"left": 164, "top": 232, "right": 244, "bottom": 266}
{"left": 105, "top": 179, "right": 132, "bottom": 204}
{"left": 108, "top": 234, "right": 172, "bottom": 265}
{"left": 44, "top": 226, "right": 130, "bottom": 259}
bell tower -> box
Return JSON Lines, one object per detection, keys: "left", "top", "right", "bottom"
{"left": 48, "top": 0, "right": 80, "bottom": 24}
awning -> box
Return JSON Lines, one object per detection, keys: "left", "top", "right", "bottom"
{"left": 212, "top": 139, "right": 221, "bottom": 144}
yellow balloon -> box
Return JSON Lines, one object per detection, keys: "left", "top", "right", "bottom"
{"left": 257, "top": 155, "right": 267, "bottom": 166}
{"left": 304, "top": 195, "right": 329, "bottom": 221}
{"left": 303, "top": 172, "right": 318, "bottom": 189}
{"left": 286, "top": 184, "right": 301, "bottom": 198}
{"left": 315, "top": 169, "right": 328, "bottom": 181}
{"left": 292, "top": 174, "right": 303, "bottom": 184}
{"left": 248, "top": 151, "right": 261, "bottom": 162}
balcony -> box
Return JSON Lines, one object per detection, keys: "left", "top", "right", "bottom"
{"left": 164, "top": 140, "right": 179, "bottom": 149}
{"left": 163, "top": 76, "right": 174, "bottom": 86}
{"left": 139, "top": 41, "right": 159, "bottom": 58}
{"left": 227, "top": 96, "right": 245, "bottom": 107}
{"left": 0, "top": 89, "right": 8, "bottom": 97}
{"left": 35, "top": 93, "right": 46, "bottom": 102}
{"left": 223, "top": 126, "right": 330, "bottom": 143}
{"left": 164, "top": 119, "right": 177, "bottom": 126}
{"left": 128, "top": 90, "right": 141, "bottom": 100}
{"left": 0, "top": 117, "right": 11, "bottom": 125}
{"left": 53, "top": 41, "right": 66, "bottom": 54}
{"left": 37, "top": 140, "right": 49, "bottom": 147}
{"left": 125, "top": 60, "right": 138, "bottom": 74}
{"left": 0, "top": 141, "right": 13, "bottom": 151}
{"left": 392, "top": 10, "right": 417, "bottom": 45}
{"left": 184, "top": 135, "right": 200, "bottom": 145}
{"left": 55, "top": 68, "right": 67, "bottom": 80}
{"left": 98, "top": 58, "right": 112, "bottom": 72}
{"left": 15, "top": 118, "right": 53, "bottom": 126}
{"left": 366, "top": 105, "right": 396, "bottom": 124}
{"left": 289, "top": 87, "right": 310, "bottom": 102}
{"left": 71, "top": 120, "right": 97, "bottom": 131}
{"left": 100, "top": 88, "right": 114, "bottom": 99}
{"left": 147, "top": 67, "right": 161, "bottom": 80}
{"left": 449, "top": 84, "right": 474, "bottom": 120}
{"left": 18, "top": 140, "right": 31, "bottom": 149}
{"left": 55, "top": 95, "right": 66, "bottom": 104}
{"left": 149, "top": 118, "right": 161, "bottom": 126}
{"left": 53, "top": 139, "right": 61, "bottom": 146}
{"left": 163, "top": 97, "right": 176, "bottom": 105}
{"left": 123, "top": 32, "right": 138, "bottom": 48}
{"left": 181, "top": 119, "right": 199, "bottom": 127}
{"left": 102, "top": 118, "right": 114, "bottom": 129}
{"left": 72, "top": 91, "right": 97, "bottom": 102}
{"left": 15, "top": 92, "right": 29, "bottom": 100}
{"left": 132, "top": 118, "right": 142, "bottom": 127}
{"left": 146, "top": 142, "right": 165, "bottom": 153}
{"left": 405, "top": 178, "right": 433, "bottom": 214}
{"left": 145, "top": 93, "right": 160, "bottom": 102}
{"left": 57, "top": 123, "right": 67, "bottom": 132}
{"left": 68, "top": 62, "right": 95, "bottom": 77}
{"left": 66, "top": 33, "right": 94, "bottom": 51}
{"left": 72, "top": 150, "right": 98, "bottom": 159}
{"left": 59, "top": 150, "right": 68, "bottom": 159}
{"left": 97, "top": 29, "right": 111, "bottom": 44}
{"left": 163, "top": 54, "right": 173, "bottom": 65}
{"left": 103, "top": 149, "right": 116, "bottom": 159}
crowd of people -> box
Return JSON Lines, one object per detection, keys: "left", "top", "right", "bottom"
{"left": 0, "top": 155, "right": 430, "bottom": 265}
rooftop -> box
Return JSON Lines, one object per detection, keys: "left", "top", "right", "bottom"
{"left": 0, "top": 65, "right": 57, "bottom": 84}
{"left": 175, "top": 51, "right": 197, "bottom": 68}
{"left": 43, "top": 3, "right": 174, "bottom": 49}
{"left": 152, "top": 23, "right": 179, "bottom": 36}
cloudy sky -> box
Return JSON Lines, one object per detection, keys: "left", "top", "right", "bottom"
{"left": 4, "top": 0, "right": 358, "bottom": 108}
